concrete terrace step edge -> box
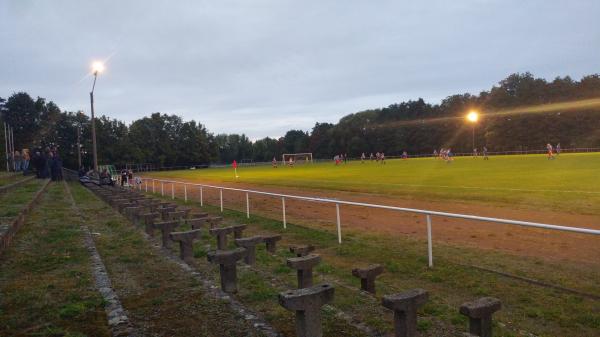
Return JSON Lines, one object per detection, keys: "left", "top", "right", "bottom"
{"left": 0, "top": 175, "right": 36, "bottom": 193}
{"left": 0, "top": 178, "right": 50, "bottom": 255}
{"left": 63, "top": 181, "right": 138, "bottom": 337}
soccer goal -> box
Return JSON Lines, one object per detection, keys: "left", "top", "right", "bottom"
{"left": 282, "top": 153, "right": 313, "bottom": 165}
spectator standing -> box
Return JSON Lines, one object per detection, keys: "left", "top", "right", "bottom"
{"left": 48, "top": 152, "right": 57, "bottom": 180}
{"left": 41, "top": 148, "right": 51, "bottom": 178}
{"left": 120, "top": 170, "right": 127, "bottom": 186}
{"left": 13, "top": 150, "right": 22, "bottom": 171}
{"left": 51, "top": 151, "right": 63, "bottom": 181}
{"left": 22, "top": 149, "right": 30, "bottom": 174}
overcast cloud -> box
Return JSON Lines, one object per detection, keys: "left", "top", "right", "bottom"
{"left": 1, "top": 0, "right": 599, "bottom": 139}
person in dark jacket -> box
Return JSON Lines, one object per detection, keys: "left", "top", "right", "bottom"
{"left": 51, "top": 152, "right": 63, "bottom": 181}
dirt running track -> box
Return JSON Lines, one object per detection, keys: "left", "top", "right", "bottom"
{"left": 142, "top": 177, "right": 600, "bottom": 266}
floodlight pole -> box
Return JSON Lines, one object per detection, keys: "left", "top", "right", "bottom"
{"left": 472, "top": 124, "right": 475, "bottom": 154}
{"left": 90, "top": 72, "right": 99, "bottom": 172}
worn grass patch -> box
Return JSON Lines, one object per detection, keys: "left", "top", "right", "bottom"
{"left": 0, "top": 182, "right": 110, "bottom": 337}
{"left": 0, "top": 179, "right": 45, "bottom": 219}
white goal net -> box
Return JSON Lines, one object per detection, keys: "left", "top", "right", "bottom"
{"left": 282, "top": 153, "right": 313, "bottom": 165}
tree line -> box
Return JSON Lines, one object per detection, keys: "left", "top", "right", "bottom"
{"left": 1, "top": 72, "right": 599, "bottom": 169}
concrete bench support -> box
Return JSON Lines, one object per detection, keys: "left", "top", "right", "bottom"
{"left": 187, "top": 218, "right": 208, "bottom": 230}
{"left": 262, "top": 234, "right": 282, "bottom": 253}
{"left": 459, "top": 297, "right": 501, "bottom": 337}
{"left": 123, "top": 206, "right": 143, "bottom": 220}
{"left": 117, "top": 202, "right": 135, "bottom": 213}
{"left": 352, "top": 264, "right": 384, "bottom": 294}
{"left": 278, "top": 284, "right": 335, "bottom": 337}
{"left": 109, "top": 198, "right": 129, "bottom": 207}
{"left": 189, "top": 211, "right": 208, "bottom": 219}
{"left": 167, "top": 211, "right": 186, "bottom": 221}
{"left": 139, "top": 212, "right": 160, "bottom": 236}
{"left": 170, "top": 229, "right": 202, "bottom": 264}
{"left": 231, "top": 224, "right": 247, "bottom": 239}
{"left": 207, "top": 247, "right": 247, "bottom": 293}
{"left": 154, "top": 220, "right": 180, "bottom": 248}
{"left": 290, "top": 244, "right": 315, "bottom": 257}
{"left": 234, "top": 236, "right": 263, "bottom": 265}
{"left": 178, "top": 207, "right": 192, "bottom": 218}
{"left": 209, "top": 226, "right": 234, "bottom": 250}
{"left": 207, "top": 216, "right": 223, "bottom": 229}
{"left": 157, "top": 206, "right": 177, "bottom": 220}
{"left": 287, "top": 254, "right": 321, "bottom": 288}
{"left": 382, "top": 289, "right": 429, "bottom": 337}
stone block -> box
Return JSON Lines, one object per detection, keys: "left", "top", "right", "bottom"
{"left": 278, "top": 283, "right": 334, "bottom": 337}
{"left": 352, "top": 264, "right": 384, "bottom": 294}
{"left": 287, "top": 254, "right": 321, "bottom": 288}
{"left": 382, "top": 289, "right": 429, "bottom": 337}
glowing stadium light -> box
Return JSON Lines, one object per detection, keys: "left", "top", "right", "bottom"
{"left": 466, "top": 111, "right": 479, "bottom": 123}
{"left": 91, "top": 61, "right": 105, "bottom": 75}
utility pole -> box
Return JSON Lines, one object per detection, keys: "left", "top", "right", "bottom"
{"left": 77, "top": 125, "right": 82, "bottom": 169}
{"left": 9, "top": 126, "right": 14, "bottom": 171}
{"left": 3, "top": 122, "right": 8, "bottom": 172}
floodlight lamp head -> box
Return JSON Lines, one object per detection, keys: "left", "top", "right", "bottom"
{"left": 91, "top": 61, "right": 105, "bottom": 75}
{"left": 466, "top": 111, "right": 479, "bottom": 123}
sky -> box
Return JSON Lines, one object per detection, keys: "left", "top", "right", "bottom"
{"left": 1, "top": 1, "right": 599, "bottom": 139}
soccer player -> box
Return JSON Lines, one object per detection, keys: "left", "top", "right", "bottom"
{"left": 272, "top": 157, "right": 278, "bottom": 168}
{"left": 433, "top": 149, "right": 438, "bottom": 158}
{"left": 361, "top": 152, "right": 366, "bottom": 163}
{"left": 556, "top": 143, "right": 561, "bottom": 155}
{"left": 288, "top": 157, "right": 295, "bottom": 166}
{"left": 483, "top": 146, "right": 489, "bottom": 160}
{"left": 546, "top": 143, "right": 554, "bottom": 160}
{"left": 369, "top": 153, "right": 374, "bottom": 161}
{"left": 402, "top": 151, "right": 408, "bottom": 159}
{"left": 381, "top": 152, "right": 386, "bottom": 164}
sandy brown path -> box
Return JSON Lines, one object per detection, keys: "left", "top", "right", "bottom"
{"left": 141, "top": 176, "right": 600, "bottom": 265}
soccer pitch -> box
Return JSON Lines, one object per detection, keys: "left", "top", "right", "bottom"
{"left": 145, "top": 152, "right": 600, "bottom": 214}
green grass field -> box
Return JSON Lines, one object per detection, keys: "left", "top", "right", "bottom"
{"left": 146, "top": 153, "right": 600, "bottom": 214}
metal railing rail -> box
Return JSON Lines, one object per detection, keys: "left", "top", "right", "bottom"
{"left": 138, "top": 177, "right": 600, "bottom": 267}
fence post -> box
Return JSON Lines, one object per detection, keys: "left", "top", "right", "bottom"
{"left": 282, "top": 197, "right": 287, "bottom": 229}
{"left": 184, "top": 184, "right": 188, "bottom": 202}
{"left": 200, "top": 186, "right": 203, "bottom": 206}
{"left": 246, "top": 192, "right": 250, "bottom": 219}
{"left": 171, "top": 183, "right": 175, "bottom": 200}
{"left": 161, "top": 181, "right": 164, "bottom": 196}
{"left": 220, "top": 188, "right": 223, "bottom": 212}
{"left": 427, "top": 214, "right": 433, "bottom": 268}
{"left": 336, "top": 203, "right": 342, "bottom": 244}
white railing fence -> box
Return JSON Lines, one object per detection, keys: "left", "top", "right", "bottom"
{"left": 137, "top": 177, "right": 600, "bottom": 268}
